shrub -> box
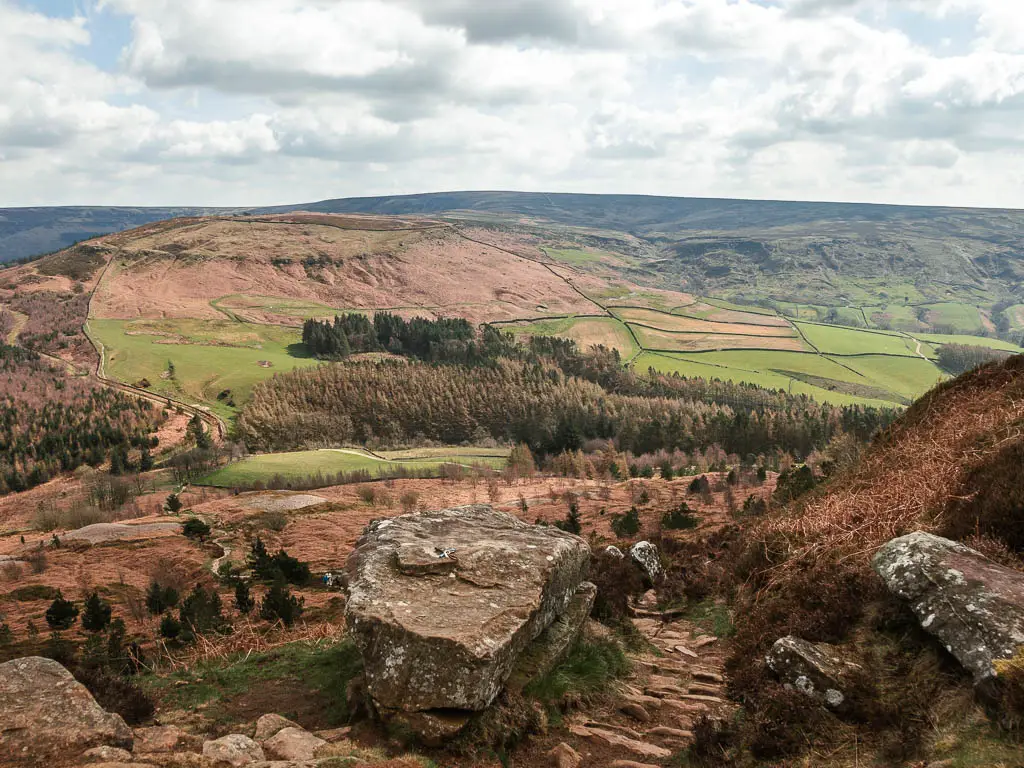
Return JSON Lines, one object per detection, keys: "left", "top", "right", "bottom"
{"left": 81, "top": 591, "right": 112, "bottom": 633}
{"left": 159, "top": 613, "right": 182, "bottom": 640}
{"left": 741, "top": 494, "right": 768, "bottom": 517}
{"left": 248, "top": 537, "right": 311, "bottom": 584}
{"left": 661, "top": 503, "right": 699, "bottom": 530}
{"left": 554, "top": 499, "right": 582, "bottom": 535}
{"left": 26, "top": 546, "right": 47, "bottom": 574}
{"left": 260, "top": 510, "right": 288, "bottom": 532}
{"left": 234, "top": 580, "right": 254, "bottom": 614}
{"left": 145, "top": 581, "right": 179, "bottom": 615}
{"left": 259, "top": 580, "right": 304, "bottom": 626}
{"left": 178, "top": 584, "right": 227, "bottom": 639}
{"left": 45, "top": 592, "right": 78, "bottom": 630}
{"left": 43, "top": 630, "right": 76, "bottom": 665}
{"left": 773, "top": 465, "right": 818, "bottom": 504}
{"left": 356, "top": 485, "right": 376, "bottom": 505}
{"left": 182, "top": 517, "right": 211, "bottom": 541}
{"left": 688, "top": 475, "right": 711, "bottom": 495}
{"left": 590, "top": 554, "right": 645, "bottom": 624}
{"left": 659, "top": 461, "right": 674, "bottom": 480}
{"left": 525, "top": 636, "right": 630, "bottom": 708}
{"left": 400, "top": 490, "right": 419, "bottom": 513}
{"left": 165, "top": 493, "right": 183, "bottom": 513}
{"left": 610, "top": 507, "right": 641, "bottom": 538}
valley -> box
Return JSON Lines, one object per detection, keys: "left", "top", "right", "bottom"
{"left": 2, "top": 196, "right": 1024, "bottom": 768}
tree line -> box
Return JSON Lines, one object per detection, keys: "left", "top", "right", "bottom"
{"left": 237, "top": 351, "right": 895, "bottom": 459}
{"left": 0, "top": 346, "right": 163, "bottom": 494}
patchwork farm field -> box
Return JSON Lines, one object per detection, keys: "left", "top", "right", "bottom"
{"left": 67, "top": 211, "right": 1024, "bottom": 419}
{"left": 502, "top": 315, "right": 641, "bottom": 359}
{"left": 200, "top": 447, "right": 510, "bottom": 487}
{"left": 87, "top": 318, "right": 318, "bottom": 418}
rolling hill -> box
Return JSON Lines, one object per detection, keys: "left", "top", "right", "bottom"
{"left": 1, "top": 195, "right": 1022, "bottom": 417}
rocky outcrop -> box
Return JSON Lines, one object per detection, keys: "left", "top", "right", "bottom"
{"left": 873, "top": 531, "right": 1024, "bottom": 683}
{"left": 345, "top": 505, "right": 594, "bottom": 741}
{"left": 765, "top": 636, "right": 862, "bottom": 709}
{"left": 0, "top": 656, "right": 133, "bottom": 764}
{"left": 629, "top": 541, "right": 662, "bottom": 583}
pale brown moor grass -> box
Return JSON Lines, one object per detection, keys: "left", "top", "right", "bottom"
{"left": 757, "top": 357, "right": 1024, "bottom": 590}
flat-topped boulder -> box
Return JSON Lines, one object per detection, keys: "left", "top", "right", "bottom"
{"left": 344, "top": 505, "right": 592, "bottom": 729}
{"left": 0, "top": 656, "right": 133, "bottom": 764}
{"left": 873, "top": 531, "right": 1024, "bottom": 683}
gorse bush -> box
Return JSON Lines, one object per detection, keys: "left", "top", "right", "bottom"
{"left": 610, "top": 507, "right": 641, "bottom": 538}
{"left": 81, "top": 592, "right": 112, "bottom": 633}
{"left": 248, "top": 537, "right": 311, "bottom": 585}
{"left": 145, "top": 581, "right": 179, "bottom": 615}
{"left": 661, "top": 503, "right": 699, "bottom": 530}
{"left": 181, "top": 517, "right": 211, "bottom": 540}
{"left": 45, "top": 592, "right": 78, "bottom": 630}
{"left": 178, "top": 584, "right": 227, "bottom": 639}
{"left": 259, "top": 581, "right": 304, "bottom": 627}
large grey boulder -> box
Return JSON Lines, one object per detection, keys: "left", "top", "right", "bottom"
{"left": 765, "top": 636, "right": 862, "bottom": 710}
{"left": 344, "top": 505, "right": 592, "bottom": 737}
{"left": 0, "top": 656, "right": 133, "bottom": 765}
{"left": 873, "top": 531, "right": 1024, "bottom": 683}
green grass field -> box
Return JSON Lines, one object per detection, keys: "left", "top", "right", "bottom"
{"left": 87, "top": 318, "right": 319, "bottom": 418}
{"left": 633, "top": 350, "right": 899, "bottom": 407}
{"left": 794, "top": 321, "right": 922, "bottom": 357}
{"left": 912, "top": 333, "right": 1024, "bottom": 353}
{"left": 863, "top": 304, "right": 924, "bottom": 332}
{"left": 200, "top": 447, "right": 509, "bottom": 486}
{"left": 634, "top": 347, "right": 941, "bottom": 407}
{"left": 825, "top": 354, "right": 946, "bottom": 402}
{"left": 921, "top": 302, "right": 985, "bottom": 334}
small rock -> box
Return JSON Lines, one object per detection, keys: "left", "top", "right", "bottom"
{"left": 547, "top": 741, "right": 582, "bottom": 768}
{"left": 688, "top": 684, "right": 722, "bottom": 696}
{"left": 629, "top": 541, "right": 662, "bottom": 582}
{"left": 673, "top": 645, "right": 698, "bottom": 658}
{"left": 765, "top": 636, "right": 861, "bottom": 710}
{"left": 134, "top": 725, "right": 199, "bottom": 754}
{"left": 604, "top": 545, "right": 625, "bottom": 559}
{"left": 313, "top": 726, "right": 351, "bottom": 742}
{"left": 253, "top": 714, "right": 300, "bottom": 743}
{"left": 262, "top": 726, "right": 326, "bottom": 761}
{"left": 692, "top": 670, "right": 724, "bottom": 684}
{"left": 638, "top": 589, "right": 658, "bottom": 608}
{"left": 610, "top": 762, "right": 662, "bottom": 768}
{"left": 82, "top": 746, "right": 134, "bottom": 762}
{"left": 620, "top": 702, "right": 651, "bottom": 722}
{"left": 569, "top": 724, "right": 671, "bottom": 759}
{"left": 692, "top": 636, "right": 717, "bottom": 648}
{"left": 647, "top": 726, "right": 694, "bottom": 739}
{"left": 203, "top": 734, "right": 265, "bottom": 767}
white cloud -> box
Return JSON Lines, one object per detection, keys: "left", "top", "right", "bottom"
{"left": 1, "top": 0, "right": 1023, "bottom": 208}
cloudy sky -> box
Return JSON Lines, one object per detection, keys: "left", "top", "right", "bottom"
{"left": 2, "top": 0, "right": 1023, "bottom": 208}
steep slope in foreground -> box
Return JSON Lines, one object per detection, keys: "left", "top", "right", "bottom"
{"left": 719, "top": 356, "right": 1024, "bottom": 765}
